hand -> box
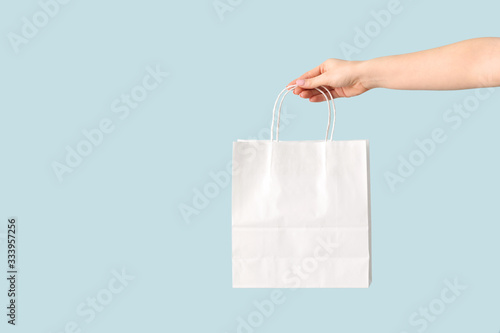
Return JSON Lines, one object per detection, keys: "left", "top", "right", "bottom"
{"left": 287, "top": 59, "right": 370, "bottom": 102}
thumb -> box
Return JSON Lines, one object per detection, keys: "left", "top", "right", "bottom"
{"left": 296, "top": 73, "right": 329, "bottom": 89}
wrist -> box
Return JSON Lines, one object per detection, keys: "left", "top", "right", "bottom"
{"left": 355, "top": 59, "right": 380, "bottom": 90}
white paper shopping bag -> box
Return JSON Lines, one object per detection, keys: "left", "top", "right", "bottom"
{"left": 232, "top": 85, "right": 371, "bottom": 288}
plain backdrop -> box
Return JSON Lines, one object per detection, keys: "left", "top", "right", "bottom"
{"left": 0, "top": 0, "right": 499, "bottom": 332}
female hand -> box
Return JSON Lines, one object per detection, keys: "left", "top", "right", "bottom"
{"left": 288, "top": 59, "right": 370, "bottom": 102}
{"left": 288, "top": 38, "right": 500, "bottom": 101}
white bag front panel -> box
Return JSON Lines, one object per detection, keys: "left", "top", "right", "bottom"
{"left": 232, "top": 140, "right": 371, "bottom": 288}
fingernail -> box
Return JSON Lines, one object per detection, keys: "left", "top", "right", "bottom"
{"left": 296, "top": 79, "right": 305, "bottom": 86}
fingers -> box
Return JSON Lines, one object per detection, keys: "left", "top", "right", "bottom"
{"left": 299, "top": 87, "right": 333, "bottom": 99}
{"left": 308, "top": 88, "right": 342, "bottom": 102}
{"left": 309, "top": 91, "right": 337, "bottom": 102}
{"left": 289, "top": 73, "right": 331, "bottom": 97}
{"left": 298, "top": 65, "right": 323, "bottom": 80}
{"left": 286, "top": 79, "right": 300, "bottom": 91}
{"left": 296, "top": 73, "right": 329, "bottom": 90}
{"left": 288, "top": 65, "right": 323, "bottom": 94}
{"left": 294, "top": 87, "right": 341, "bottom": 102}
{"left": 286, "top": 84, "right": 338, "bottom": 102}
{"left": 286, "top": 79, "right": 304, "bottom": 95}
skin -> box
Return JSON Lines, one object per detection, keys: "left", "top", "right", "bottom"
{"left": 288, "top": 37, "right": 500, "bottom": 102}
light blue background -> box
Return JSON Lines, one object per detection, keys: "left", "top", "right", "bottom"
{"left": 1, "top": 0, "right": 499, "bottom": 332}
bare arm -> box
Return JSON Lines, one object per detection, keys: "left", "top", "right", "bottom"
{"left": 289, "top": 38, "right": 500, "bottom": 102}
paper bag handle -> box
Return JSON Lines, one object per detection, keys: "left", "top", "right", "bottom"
{"left": 270, "top": 85, "right": 336, "bottom": 142}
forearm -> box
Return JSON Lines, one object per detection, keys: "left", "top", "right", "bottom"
{"left": 360, "top": 38, "right": 500, "bottom": 90}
